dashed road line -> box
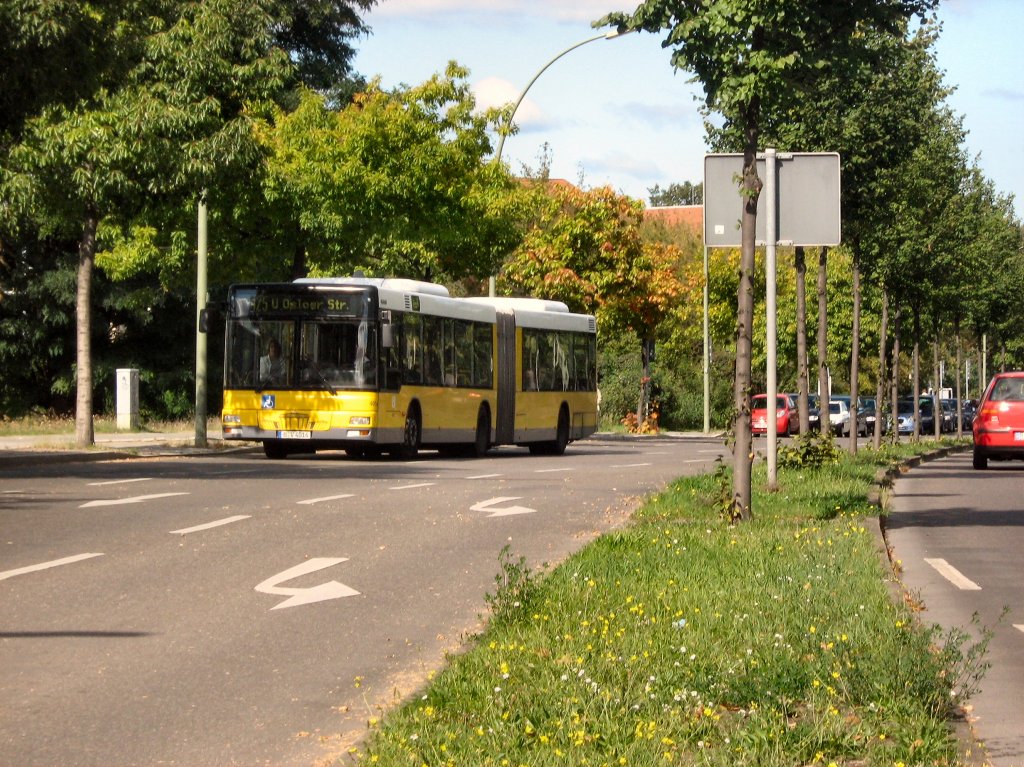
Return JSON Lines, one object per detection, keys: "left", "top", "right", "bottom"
{"left": 80, "top": 492, "right": 189, "bottom": 508}
{"left": 89, "top": 478, "right": 154, "bottom": 486}
{"left": 390, "top": 483, "right": 436, "bottom": 491}
{"left": 924, "top": 558, "right": 982, "bottom": 590}
{"left": 535, "top": 467, "right": 574, "bottom": 474}
{"left": 466, "top": 473, "right": 503, "bottom": 480}
{"left": 297, "top": 493, "right": 355, "bottom": 505}
{"left": 0, "top": 553, "right": 104, "bottom": 582}
{"left": 170, "top": 516, "right": 250, "bottom": 535}
{"left": 609, "top": 462, "right": 652, "bottom": 468}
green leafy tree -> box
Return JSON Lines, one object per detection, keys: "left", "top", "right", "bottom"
{"left": 500, "top": 182, "right": 684, "bottom": 424}
{"left": 2, "top": 0, "right": 292, "bottom": 444}
{"left": 648, "top": 181, "right": 703, "bottom": 207}
{"left": 602, "top": 0, "right": 936, "bottom": 519}
{"left": 249, "top": 65, "right": 522, "bottom": 282}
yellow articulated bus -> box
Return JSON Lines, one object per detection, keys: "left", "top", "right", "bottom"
{"left": 218, "top": 277, "right": 598, "bottom": 459}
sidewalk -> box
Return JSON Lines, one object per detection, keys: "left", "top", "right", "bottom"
{"left": 0, "top": 429, "right": 724, "bottom": 469}
{"left": 0, "top": 429, "right": 238, "bottom": 469}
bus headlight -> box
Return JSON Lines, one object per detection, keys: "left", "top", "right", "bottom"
{"left": 349, "top": 416, "right": 371, "bottom": 426}
{"left": 222, "top": 414, "right": 241, "bottom": 424}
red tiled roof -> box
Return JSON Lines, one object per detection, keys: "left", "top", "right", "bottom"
{"left": 643, "top": 205, "right": 704, "bottom": 235}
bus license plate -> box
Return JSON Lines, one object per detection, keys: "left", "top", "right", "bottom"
{"left": 278, "top": 430, "right": 311, "bottom": 440}
{"left": 1014, "top": 432, "right": 1024, "bottom": 442}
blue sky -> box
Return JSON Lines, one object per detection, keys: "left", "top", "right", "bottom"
{"left": 353, "top": 1, "right": 1023, "bottom": 218}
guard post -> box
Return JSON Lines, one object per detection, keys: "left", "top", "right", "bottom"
{"left": 116, "top": 368, "right": 140, "bottom": 431}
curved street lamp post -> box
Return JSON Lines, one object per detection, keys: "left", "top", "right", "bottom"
{"left": 491, "top": 28, "right": 633, "bottom": 295}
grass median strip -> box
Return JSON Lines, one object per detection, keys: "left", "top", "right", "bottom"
{"left": 343, "top": 438, "right": 987, "bottom": 767}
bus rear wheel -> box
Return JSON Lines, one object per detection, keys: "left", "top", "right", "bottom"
{"left": 472, "top": 406, "right": 491, "bottom": 458}
{"left": 530, "top": 407, "right": 569, "bottom": 456}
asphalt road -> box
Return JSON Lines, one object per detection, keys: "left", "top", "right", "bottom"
{"left": 887, "top": 452, "right": 1024, "bottom": 766}
{"left": 0, "top": 436, "right": 727, "bottom": 767}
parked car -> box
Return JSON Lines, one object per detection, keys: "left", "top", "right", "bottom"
{"left": 830, "top": 395, "right": 868, "bottom": 436}
{"left": 893, "top": 398, "right": 936, "bottom": 435}
{"left": 807, "top": 393, "right": 821, "bottom": 432}
{"left": 860, "top": 397, "right": 886, "bottom": 435}
{"left": 751, "top": 393, "right": 799, "bottom": 436}
{"left": 972, "top": 372, "right": 1024, "bottom": 469}
{"left": 938, "top": 398, "right": 957, "bottom": 433}
{"left": 961, "top": 399, "right": 978, "bottom": 430}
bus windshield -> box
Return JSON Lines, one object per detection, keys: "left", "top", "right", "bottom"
{"left": 224, "top": 286, "right": 378, "bottom": 391}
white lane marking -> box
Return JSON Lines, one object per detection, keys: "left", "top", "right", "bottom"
{"left": 255, "top": 558, "right": 360, "bottom": 610}
{"left": 471, "top": 497, "right": 536, "bottom": 517}
{"left": 297, "top": 493, "right": 355, "bottom": 505}
{"left": 924, "top": 558, "right": 982, "bottom": 590}
{"left": 390, "top": 483, "right": 435, "bottom": 491}
{"left": 80, "top": 492, "right": 189, "bottom": 508}
{"left": 0, "top": 553, "right": 104, "bottom": 582}
{"left": 89, "top": 478, "right": 153, "bottom": 486}
{"left": 170, "top": 515, "right": 250, "bottom": 535}
{"left": 609, "top": 462, "right": 652, "bottom": 468}
{"left": 535, "top": 467, "right": 573, "bottom": 474}
{"left": 466, "top": 473, "right": 503, "bottom": 480}
{"left": 1014, "top": 625, "right": 1024, "bottom": 635}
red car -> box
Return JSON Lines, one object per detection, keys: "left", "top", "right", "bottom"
{"left": 751, "top": 393, "right": 799, "bottom": 436}
{"left": 972, "top": 371, "right": 1024, "bottom": 469}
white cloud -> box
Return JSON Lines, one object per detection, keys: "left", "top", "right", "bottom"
{"left": 473, "top": 77, "right": 550, "bottom": 128}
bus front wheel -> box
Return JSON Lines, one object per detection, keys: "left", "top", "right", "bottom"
{"left": 263, "top": 440, "right": 288, "bottom": 460}
{"left": 393, "top": 408, "right": 420, "bottom": 460}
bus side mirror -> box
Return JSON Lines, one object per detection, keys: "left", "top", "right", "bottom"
{"left": 198, "top": 303, "right": 223, "bottom": 334}
{"left": 382, "top": 323, "right": 395, "bottom": 349}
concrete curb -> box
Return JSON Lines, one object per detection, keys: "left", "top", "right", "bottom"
{"left": 871, "top": 443, "right": 991, "bottom": 767}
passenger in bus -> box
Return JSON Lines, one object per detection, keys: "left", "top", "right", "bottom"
{"left": 259, "top": 338, "right": 286, "bottom": 384}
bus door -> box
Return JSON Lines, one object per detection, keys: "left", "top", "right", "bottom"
{"left": 495, "top": 310, "right": 516, "bottom": 444}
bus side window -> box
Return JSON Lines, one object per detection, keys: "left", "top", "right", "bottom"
{"left": 423, "top": 315, "right": 443, "bottom": 386}
{"left": 442, "top": 317, "right": 458, "bottom": 386}
{"left": 402, "top": 312, "right": 423, "bottom": 384}
{"left": 454, "top": 320, "right": 472, "bottom": 387}
{"left": 474, "top": 322, "right": 493, "bottom": 388}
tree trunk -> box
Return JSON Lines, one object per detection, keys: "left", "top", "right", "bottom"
{"left": 637, "top": 338, "right": 652, "bottom": 427}
{"left": 731, "top": 127, "right": 761, "bottom": 523}
{"left": 75, "top": 206, "right": 99, "bottom": 448}
{"left": 816, "top": 247, "right": 829, "bottom": 437}
{"left": 955, "top": 318, "right": 963, "bottom": 438}
{"left": 873, "top": 289, "right": 888, "bottom": 448}
{"left": 932, "top": 331, "right": 941, "bottom": 439}
{"left": 848, "top": 256, "right": 861, "bottom": 451}
{"left": 912, "top": 307, "right": 921, "bottom": 441}
{"left": 795, "top": 246, "right": 809, "bottom": 433}
{"left": 891, "top": 307, "right": 902, "bottom": 425}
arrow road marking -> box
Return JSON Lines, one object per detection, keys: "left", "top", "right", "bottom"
{"left": 924, "top": 558, "right": 982, "bottom": 591}
{"left": 0, "top": 553, "right": 104, "bottom": 582}
{"left": 255, "top": 558, "right": 360, "bottom": 610}
{"left": 80, "top": 492, "right": 189, "bottom": 508}
{"left": 471, "top": 497, "right": 537, "bottom": 518}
